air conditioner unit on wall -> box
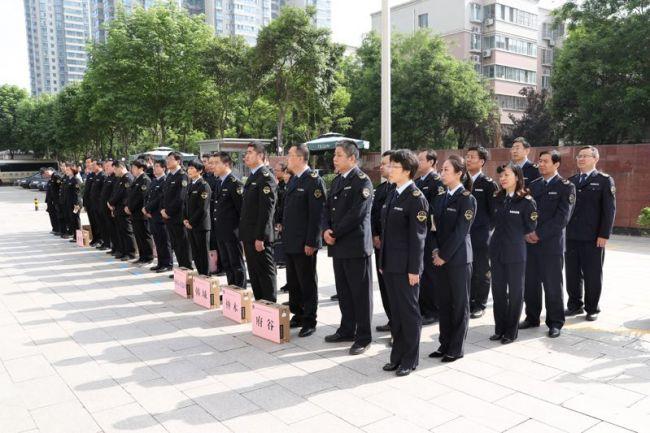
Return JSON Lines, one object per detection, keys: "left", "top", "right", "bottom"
{"left": 485, "top": 18, "right": 494, "bottom": 26}
{"left": 483, "top": 49, "right": 492, "bottom": 58}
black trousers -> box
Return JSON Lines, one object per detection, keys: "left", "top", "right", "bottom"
{"left": 91, "top": 208, "right": 104, "bottom": 244}
{"left": 333, "top": 256, "right": 373, "bottom": 346}
{"left": 243, "top": 241, "right": 277, "bottom": 302}
{"left": 470, "top": 246, "right": 491, "bottom": 312}
{"left": 491, "top": 260, "right": 525, "bottom": 340}
{"left": 565, "top": 240, "right": 604, "bottom": 314}
{"left": 384, "top": 272, "right": 421, "bottom": 369}
{"left": 525, "top": 252, "right": 565, "bottom": 329}
{"left": 132, "top": 218, "right": 154, "bottom": 260}
{"left": 47, "top": 206, "right": 59, "bottom": 232}
{"left": 150, "top": 221, "right": 172, "bottom": 267}
{"left": 101, "top": 210, "right": 117, "bottom": 250}
{"left": 66, "top": 207, "right": 80, "bottom": 237}
{"left": 433, "top": 263, "right": 471, "bottom": 358}
{"left": 189, "top": 229, "right": 210, "bottom": 276}
{"left": 115, "top": 214, "right": 136, "bottom": 255}
{"left": 166, "top": 223, "right": 192, "bottom": 269}
{"left": 374, "top": 248, "right": 391, "bottom": 325}
{"left": 58, "top": 202, "right": 67, "bottom": 235}
{"left": 86, "top": 207, "right": 99, "bottom": 243}
{"left": 216, "top": 239, "right": 246, "bottom": 287}
{"left": 419, "top": 260, "right": 438, "bottom": 319}
{"left": 287, "top": 251, "right": 319, "bottom": 328}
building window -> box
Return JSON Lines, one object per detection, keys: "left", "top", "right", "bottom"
{"left": 470, "top": 3, "right": 481, "bottom": 21}
{"left": 418, "top": 13, "right": 428, "bottom": 28}
{"left": 482, "top": 64, "right": 536, "bottom": 84}
{"left": 496, "top": 94, "right": 528, "bottom": 111}
{"left": 471, "top": 33, "right": 481, "bottom": 50}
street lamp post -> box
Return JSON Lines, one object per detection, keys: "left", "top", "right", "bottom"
{"left": 381, "top": 0, "right": 391, "bottom": 153}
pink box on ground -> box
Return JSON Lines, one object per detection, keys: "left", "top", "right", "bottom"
{"left": 221, "top": 286, "right": 253, "bottom": 323}
{"left": 251, "top": 300, "right": 291, "bottom": 343}
{"left": 192, "top": 275, "right": 220, "bottom": 309}
{"left": 173, "top": 267, "right": 197, "bottom": 298}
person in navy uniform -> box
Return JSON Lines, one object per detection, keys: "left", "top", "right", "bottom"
{"left": 203, "top": 153, "right": 221, "bottom": 272}
{"left": 161, "top": 151, "right": 193, "bottom": 271}
{"left": 240, "top": 142, "right": 278, "bottom": 302}
{"left": 416, "top": 149, "right": 445, "bottom": 325}
{"left": 90, "top": 161, "right": 107, "bottom": 249}
{"left": 126, "top": 159, "right": 154, "bottom": 265}
{"left": 489, "top": 163, "right": 537, "bottom": 344}
{"left": 143, "top": 160, "right": 173, "bottom": 273}
{"left": 183, "top": 159, "right": 212, "bottom": 276}
{"left": 371, "top": 150, "right": 395, "bottom": 334}
{"left": 427, "top": 155, "right": 476, "bottom": 363}
{"left": 65, "top": 163, "right": 83, "bottom": 242}
{"left": 379, "top": 150, "right": 428, "bottom": 376}
{"left": 82, "top": 158, "right": 99, "bottom": 246}
{"left": 57, "top": 162, "right": 69, "bottom": 238}
{"left": 510, "top": 137, "right": 540, "bottom": 187}
{"left": 323, "top": 139, "right": 374, "bottom": 355}
{"left": 210, "top": 152, "right": 247, "bottom": 287}
{"left": 273, "top": 162, "right": 290, "bottom": 273}
{"left": 282, "top": 143, "right": 326, "bottom": 337}
{"left": 565, "top": 145, "right": 616, "bottom": 321}
{"left": 100, "top": 160, "right": 118, "bottom": 254}
{"left": 520, "top": 151, "right": 575, "bottom": 338}
{"left": 108, "top": 160, "right": 136, "bottom": 260}
{"left": 465, "top": 146, "right": 498, "bottom": 319}
{"left": 44, "top": 167, "right": 61, "bottom": 235}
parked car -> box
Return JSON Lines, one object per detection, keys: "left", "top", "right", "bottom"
{"left": 18, "top": 173, "right": 44, "bottom": 188}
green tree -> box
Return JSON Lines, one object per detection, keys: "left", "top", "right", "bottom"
{"left": 0, "top": 85, "right": 30, "bottom": 157}
{"left": 504, "top": 87, "right": 558, "bottom": 147}
{"left": 551, "top": 0, "right": 650, "bottom": 144}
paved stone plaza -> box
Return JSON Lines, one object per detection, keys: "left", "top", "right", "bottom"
{"left": 1, "top": 186, "right": 649, "bottom": 433}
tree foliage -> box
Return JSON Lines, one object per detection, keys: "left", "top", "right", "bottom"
{"left": 504, "top": 87, "right": 558, "bottom": 147}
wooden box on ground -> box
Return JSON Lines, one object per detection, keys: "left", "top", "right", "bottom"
{"left": 221, "top": 285, "right": 253, "bottom": 323}
{"left": 251, "top": 300, "right": 291, "bottom": 343}
{"left": 173, "top": 267, "right": 198, "bottom": 298}
{"left": 192, "top": 275, "right": 220, "bottom": 309}
{"left": 82, "top": 224, "right": 92, "bottom": 241}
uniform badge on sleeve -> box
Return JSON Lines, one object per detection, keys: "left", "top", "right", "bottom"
{"left": 237, "top": 187, "right": 243, "bottom": 195}
{"left": 416, "top": 210, "right": 427, "bottom": 222}
{"left": 200, "top": 191, "right": 208, "bottom": 199}
{"left": 263, "top": 171, "right": 270, "bottom": 177}
{"left": 141, "top": 185, "right": 147, "bottom": 191}
{"left": 462, "top": 190, "right": 470, "bottom": 196}
{"left": 263, "top": 186, "right": 271, "bottom": 194}
{"left": 531, "top": 211, "right": 538, "bottom": 221}
{"left": 311, "top": 171, "right": 318, "bottom": 178}
{"left": 358, "top": 172, "right": 367, "bottom": 179}
{"left": 412, "top": 190, "right": 421, "bottom": 197}
{"left": 182, "top": 180, "right": 188, "bottom": 187}
{"left": 464, "top": 209, "right": 474, "bottom": 221}
{"left": 569, "top": 193, "right": 575, "bottom": 204}
{"left": 314, "top": 189, "right": 323, "bottom": 198}
{"left": 362, "top": 188, "right": 370, "bottom": 199}
{"left": 438, "top": 186, "right": 445, "bottom": 195}
{"left": 611, "top": 185, "right": 616, "bottom": 195}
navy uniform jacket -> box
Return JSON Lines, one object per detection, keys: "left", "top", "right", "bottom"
{"left": 566, "top": 171, "right": 616, "bottom": 241}
{"left": 109, "top": 173, "right": 133, "bottom": 217}
{"left": 127, "top": 173, "right": 151, "bottom": 220}
{"left": 470, "top": 173, "right": 498, "bottom": 249}
{"left": 371, "top": 180, "right": 394, "bottom": 238}
{"left": 415, "top": 171, "right": 444, "bottom": 207}
{"left": 204, "top": 172, "right": 219, "bottom": 218}
{"left": 275, "top": 180, "right": 287, "bottom": 226}
{"left": 239, "top": 166, "right": 277, "bottom": 243}
{"left": 144, "top": 174, "right": 166, "bottom": 223}
{"left": 100, "top": 174, "right": 116, "bottom": 213}
{"left": 162, "top": 169, "right": 189, "bottom": 225}
{"left": 82, "top": 171, "right": 95, "bottom": 210}
{"left": 427, "top": 188, "right": 477, "bottom": 265}
{"left": 65, "top": 175, "right": 82, "bottom": 208}
{"left": 46, "top": 173, "right": 62, "bottom": 208}
{"left": 282, "top": 168, "right": 326, "bottom": 254}
{"left": 528, "top": 175, "right": 575, "bottom": 255}
{"left": 90, "top": 171, "right": 106, "bottom": 210}
{"left": 324, "top": 166, "right": 373, "bottom": 259}
{"left": 521, "top": 160, "right": 541, "bottom": 187}
{"left": 379, "top": 183, "right": 429, "bottom": 275}
{"left": 58, "top": 175, "right": 68, "bottom": 207}
{"left": 212, "top": 173, "right": 244, "bottom": 242}
{"left": 489, "top": 193, "right": 537, "bottom": 263}
{"left": 184, "top": 177, "right": 211, "bottom": 231}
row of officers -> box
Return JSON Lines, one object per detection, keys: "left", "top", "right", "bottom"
{"left": 43, "top": 138, "right": 616, "bottom": 377}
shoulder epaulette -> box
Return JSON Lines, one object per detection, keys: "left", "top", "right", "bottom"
{"left": 462, "top": 190, "right": 471, "bottom": 196}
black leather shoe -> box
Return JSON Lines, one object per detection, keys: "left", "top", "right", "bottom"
{"left": 121, "top": 255, "right": 136, "bottom": 261}
{"left": 548, "top": 328, "right": 561, "bottom": 338}
{"left": 324, "top": 333, "right": 355, "bottom": 343}
{"left": 330, "top": 294, "right": 339, "bottom": 301}
{"left": 168, "top": 274, "right": 175, "bottom": 279}
{"left": 131, "top": 258, "right": 142, "bottom": 264}
{"left": 586, "top": 313, "right": 598, "bottom": 321}
{"left": 298, "top": 327, "right": 315, "bottom": 338}
{"left": 61, "top": 235, "right": 71, "bottom": 239}
{"left": 441, "top": 355, "right": 463, "bottom": 363}
{"left": 396, "top": 367, "right": 414, "bottom": 377}
{"left": 489, "top": 334, "right": 503, "bottom": 341}
{"left": 376, "top": 324, "right": 390, "bottom": 332}
{"left": 114, "top": 254, "right": 124, "bottom": 259}
{"left": 422, "top": 315, "right": 438, "bottom": 325}
{"left": 289, "top": 319, "right": 301, "bottom": 329}
{"left": 518, "top": 320, "right": 540, "bottom": 329}
{"left": 106, "top": 250, "right": 116, "bottom": 255}
{"left": 140, "top": 259, "right": 153, "bottom": 265}
{"left": 470, "top": 309, "right": 485, "bottom": 319}
{"left": 349, "top": 343, "right": 369, "bottom": 355}
{"left": 157, "top": 266, "right": 173, "bottom": 273}
{"left": 501, "top": 337, "right": 514, "bottom": 345}
{"left": 428, "top": 350, "right": 444, "bottom": 358}
{"left": 150, "top": 265, "right": 162, "bottom": 271}
{"left": 565, "top": 307, "right": 584, "bottom": 316}
{"left": 382, "top": 362, "right": 399, "bottom": 372}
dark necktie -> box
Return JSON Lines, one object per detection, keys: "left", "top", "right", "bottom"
{"left": 579, "top": 173, "right": 587, "bottom": 185}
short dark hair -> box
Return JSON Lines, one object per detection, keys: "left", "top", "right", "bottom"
{"left": 131, "top": 159, "right": 147, "bottom": 170}
{"left": 112, "top": 160, "right": 126, "bottom": 169}
{"left": 335, "top": 139, "right": 359, "bottom": 160}
{"left": 539, "top": 150, "right": 561, "bottom": 164}
{"left": 86, "top": 157, "right": 95, "bottom": 163}
{"left": 389, "top": 149, "right": 419, "bottom": 179}
{"left": 381, "top": 150, "right": 395, "bottom": 158}
{"left": 579, "top": 145, "right": 599, "bottom": 158}
{"left": 512, "top": 137, "right": 531, "bottom": 148}
{"left": 154, "top": 160, "right": 166, "bottom": 169}
{"left": 467, "top": 145, "right": 489, "bottom": 162}
{"left": 290, "top": 143, "right": 310, "bottom": 162}
{"left": 167, "top": 151, "right": 183, "bottom": 161}
{"left": 212, "top": 151, "right": 233, "bottom": 166}
{"left": 418, "top": 149, "right": 438, "bottom": 165}
{"left": 201, "top": 153, "right": 211, "bottom": 160}
{"left": 248, "top": 141, "right": 267, "bottom": 158}
{"left": 187, "top": 159, "right": 204, "bottom": 172}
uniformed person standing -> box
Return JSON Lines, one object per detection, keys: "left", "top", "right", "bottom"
{"left": 282, "top": 144, "right": 326, "bottom": 338}
{"left": 240, "top": 142, "right": 278, "bottom": 302}
{"left": 109, "top": 160, "right": 136, "bottom": 260}
{"left": 565, "top": 145, "right": 616, "bottom": 321}
{"left": 371, "top": 150, "right": 395, "bottom": 333}
{"left": 427, "top": 155, "right": 476, "bottom": 363}
{"left": 143, "top": 160, "right": 173, "bottom": 273}
{"left": 510, "top": 137, "right": 540, "bottom": 187}
{"left": 82, "top": 158, "right": 99, "bottom": 245}
{"left": 416, "top": 149, "right": 445, "bottom": 325}
{"left": 465, "top": 146, "right": 498, "bottom": 319}
{"left": 127, "top": 159, "right": 154, "bottom": 264}
{"left": 489, "top": 163, "right": 537, "bottom": 344}
{"left": 44, "top": 168, "right": 60, "bottom": 234}
{"left": 379, "top": 149, "right": 428, "bottom": 377}
{"left": 65, "top": 163, "right": 82, "bottom": 241}
{"left": 273, "top": 162, "right": 290, "bottom": 272}
{"left": 183, "top": 160, "right": 212, "bottom": 276}
{"left": 58, "top": 163, "right": 70, "bottom": 238}
{"left": 204, "top": 154, "right": 221, "bottom": 272}
{"left": 161, "top": 152, "right": 193, "bottom": 270}
{"left": 100, "top": 160, "right": 118, "bottom": 254}
{"left": 323, "top": 140, "right": 374, "bottom": 355}
{"left": 520, "top": 151, "right": 575, "bottom": 338}
{"left": 210, "top": 152, "right": 246, "bottom": 287}
{"left": 90, "top": 161, "right": 106, "bottom": 249}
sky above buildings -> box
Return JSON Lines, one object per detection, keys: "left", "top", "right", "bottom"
{"left": 0, "top": 0, "right": 568, "bottom": 91}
